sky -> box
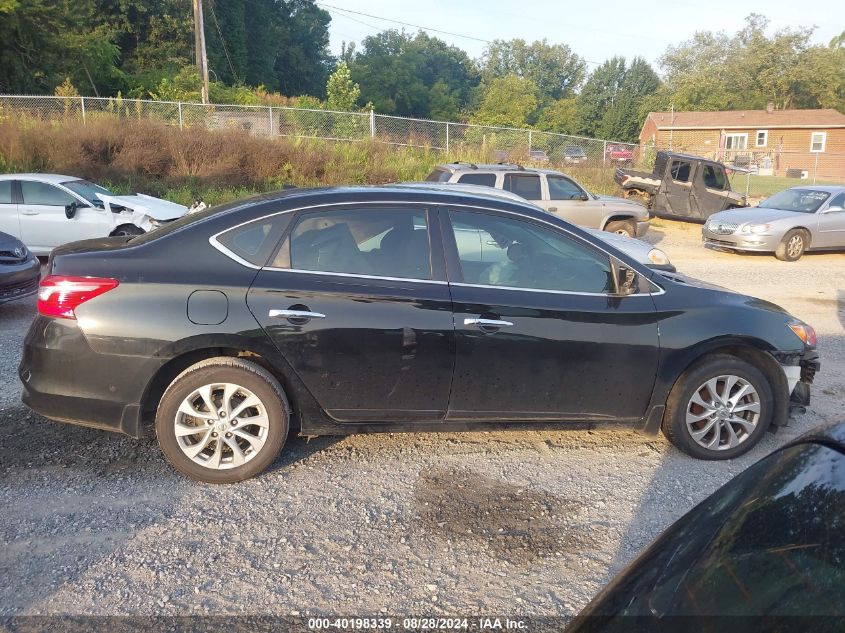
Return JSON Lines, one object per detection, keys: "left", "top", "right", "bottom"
{"left": 318, "top": 0, "right": 845, "bottom": 69}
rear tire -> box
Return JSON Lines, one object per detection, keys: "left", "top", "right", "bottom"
{"left": 155, "top": 357, "right": 289, "bottom": 483}
{"left": 604, "top": 219, "right": 636, "bottom": 238}
{"left": 775, "top": 229, "right": 808, "bottom": 262}
{"left": 661, "top": 354, "right": 773, "bottom": 460}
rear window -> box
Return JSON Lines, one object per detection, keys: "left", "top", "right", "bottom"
{"left": 425, "top": 168, "right": 452, "bottom": 183}
{"left": 457, "top": 173, "right": 496, "bottom": 187}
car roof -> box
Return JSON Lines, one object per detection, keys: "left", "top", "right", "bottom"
{"left": 785, "top": 185, "right": 845, "bottom": 193}
{"left": 793, "top": 419, "right": 845, "bottom": 452}
{"left": 0, "top": 173, "right": 80, "bottom": 184}
{"left": 433, "top": 163, "right": 565, "bottom": 176}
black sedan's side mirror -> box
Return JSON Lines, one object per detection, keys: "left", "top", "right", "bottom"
{"left": 65, "top": 202, "right": 78, "bottom": 219}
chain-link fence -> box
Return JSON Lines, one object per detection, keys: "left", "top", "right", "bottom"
{"left": 0, "top": 94, "right": 640, "bottom": 167}
{"left": 3, "top": 95, "right": 843, "bottom": 195}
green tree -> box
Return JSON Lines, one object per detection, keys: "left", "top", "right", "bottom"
{"left": 536, "top": 97, "right": 578, "bottom": 133}
{"left": 470, "top": 75, "right": 538, "bottom": 128}
{"left": 481, "top": 39, "right": 585, "bottom": 103}
{"left": 326, "top": 61, "right": 361, "bottom": 111}
{"left": 658, "top": 14, "right": 845, "bottom": 113}
{"left": 349, "top": 30, "right": 479, "bottom": 118}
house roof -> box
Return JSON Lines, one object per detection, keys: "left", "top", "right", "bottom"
{"left": 645, "top": 108, "right": 845, "bottom": 130}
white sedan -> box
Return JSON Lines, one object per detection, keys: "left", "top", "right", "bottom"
{"left": 0, "top": 174, "right": 188, "bottom": 255}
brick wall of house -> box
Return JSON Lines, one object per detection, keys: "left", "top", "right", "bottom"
{"left": 640, "top": 126, "right": 845, "bottom": 181}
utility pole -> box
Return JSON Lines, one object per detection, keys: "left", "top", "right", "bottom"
{"left": 192, "top": 0, "right": 210, "bottom": 104}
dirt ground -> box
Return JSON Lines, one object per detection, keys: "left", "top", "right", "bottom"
{"left": 0, "top": 219, "right": 843, "bottom": 617}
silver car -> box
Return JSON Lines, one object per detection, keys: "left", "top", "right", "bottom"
{"left": 425, "top": 163, "right": 650, "bottom": 238}
{"left": 398, "top": 181, "right": 674, "bottom": 271}
{"left": 703, "top": 186, "right": 845, "bottom": 261}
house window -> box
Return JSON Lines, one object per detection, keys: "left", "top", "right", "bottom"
{"left": 724, "top": 133, "right": 748, "bottom": 150}
{"left": 755, "top": 130, "right": 768, "bottom": 147}
{"left": 810, "top": 132, "right": 827, "bottom": 153}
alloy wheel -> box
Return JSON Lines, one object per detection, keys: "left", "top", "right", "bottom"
{"left": 685, "top": 375, "right": 761, "bottom": 451}
{"left": 174, "top": 382, "right": 269, "bottom": 469}
{"left": 787, "top": 235, "right": 804, "bottom": 258}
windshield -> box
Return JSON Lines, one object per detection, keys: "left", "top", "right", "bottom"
{"left": 759, "top": 189, "right": 830, "bottom": 213}
{"left": 61, "top": 180, "right": 112, "bottom": 208}
{"left": 425, "top": 168, "right": 451, "bottom": 183}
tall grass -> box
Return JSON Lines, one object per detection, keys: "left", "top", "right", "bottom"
{"left": 0, "top": 115, "right": 621, "bottom": 206}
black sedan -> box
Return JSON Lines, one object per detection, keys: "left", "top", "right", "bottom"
{"left": 0, "top": 230, "right": 40, "bottom": 305}
{"left": 568, "top": 420, "right": 845, "bottom": 630}
{"left": 19, "top": 186, "right": 819, "bottom": 483}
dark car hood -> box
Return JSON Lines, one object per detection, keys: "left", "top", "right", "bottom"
{"left": 0, "top": 231, "right": 25, "bottom": 251}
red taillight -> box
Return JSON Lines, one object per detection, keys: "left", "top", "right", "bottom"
{"left": 37, "top": 275, "right": 119, "bottom": 319}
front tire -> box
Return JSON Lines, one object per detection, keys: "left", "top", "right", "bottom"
{"left": 775, "top": 229, "right": 808, "bottom": 262}
{"left": 661, "top": 355, "right": 773, "bottom": 460}
{"left": 111, "top": 224, "right": 145, "bottom": 237}
{"left": 604, "top": 219, "right": 636, "bottom": 238}
{"left": 155, "top": 357, "right": 289, "bottom": 483}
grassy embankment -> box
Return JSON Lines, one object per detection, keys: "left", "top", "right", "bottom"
{"left": 0, "top": 115, "right": 621, "bottom": 206}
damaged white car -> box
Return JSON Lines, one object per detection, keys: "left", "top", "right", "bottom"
{"left": 0, "top": 174, "right": 188, "bottom": 255}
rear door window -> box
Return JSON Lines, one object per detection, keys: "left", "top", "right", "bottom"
{"left": 503, "top": 173, "right": 542, "bottom": 200}
{"left": 286, "top": 207, "right": 432, "bottom": 280}
{"left": 457, "top": 173, "right": 497, "bottom": 187}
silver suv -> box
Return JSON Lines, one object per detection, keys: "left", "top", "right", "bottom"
{"left": 426, "top": 163, "right": 650, "bottom": 238}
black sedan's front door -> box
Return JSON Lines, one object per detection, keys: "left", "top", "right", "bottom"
{"left": 442, "top": 208, "right": 660, "bottom": 422}
{"left": 247, "top": 205, "right": 454, "bottom": 422}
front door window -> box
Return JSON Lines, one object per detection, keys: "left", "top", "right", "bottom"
{"left": 449, "top": 209, "right": 613, "bottom": 294}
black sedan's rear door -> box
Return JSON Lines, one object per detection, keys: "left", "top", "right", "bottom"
{"left": 247, "top": 204, "right": 455, "bottom": 423}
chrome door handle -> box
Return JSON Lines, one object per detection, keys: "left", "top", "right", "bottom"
{"left": 464, "top": 318, "right": 513, "bottom": 328}
{"left": 269, "top": 309, "right": 326, "bottom": 319}
{"left": 20, "top": 211, "right": 39, "bottom": 216}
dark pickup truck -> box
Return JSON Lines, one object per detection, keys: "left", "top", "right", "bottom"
{"left": 615, "top": 151, "right": 747, "bottom": 221}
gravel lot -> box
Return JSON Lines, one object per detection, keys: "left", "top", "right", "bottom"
{"left": 1, "top": 221, "right": 843, "bottom": 617}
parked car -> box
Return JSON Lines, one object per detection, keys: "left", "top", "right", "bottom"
{"left": 0, "top": 174, "right": 189, "bottom": 255}
{"left": 396, "top": 182, "right": 674, "bottom": 271}
{"left": 562, "top": 145, "right": 588, "bottom": 165}
{"left": 604, "top": 144, "right": 634, "bottom": 165}
{"left": 0, "top": 230, "right": 40, "bottom": 304}
{"left": 20, "top": 185, "right": 819, "bottom": 482}
{"left": 425, "top": 163, "right": 650, "bottom": 238}
{"left": 615, "top": 151, "right": 747, "bottom": 221}
{"left": 568, "top": 420, "right": 845, "bottom": 628}
{"left": 703, "top": 186, "right": 845, "bottom": 261}
{"left": 528, "top": 149, "right": 550, "bottom": 164}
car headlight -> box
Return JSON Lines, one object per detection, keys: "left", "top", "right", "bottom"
{"left": 647, "top": 248, "right": 671, "bottom": 267}
{"left": 788, "top": 321, "right": 817, "bottom": 348}
{"left": 740, "top": 223, "right": 771, "bottom": 234}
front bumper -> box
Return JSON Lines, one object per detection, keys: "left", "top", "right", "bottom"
{"left": 789, "top": 349, "right": 820, "bottom": 408}
{"left": 0, "top": 256, "right": 40, "bottom": 304}
{"left": 702, "top": 228, "right": 782, "bottom": 253}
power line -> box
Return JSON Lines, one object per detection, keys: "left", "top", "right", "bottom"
{"left": 317, "top": 2, "right": 604, "bottom": 66}
{"left": 206, "top": 0, "right": 239, "bottom": 83}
